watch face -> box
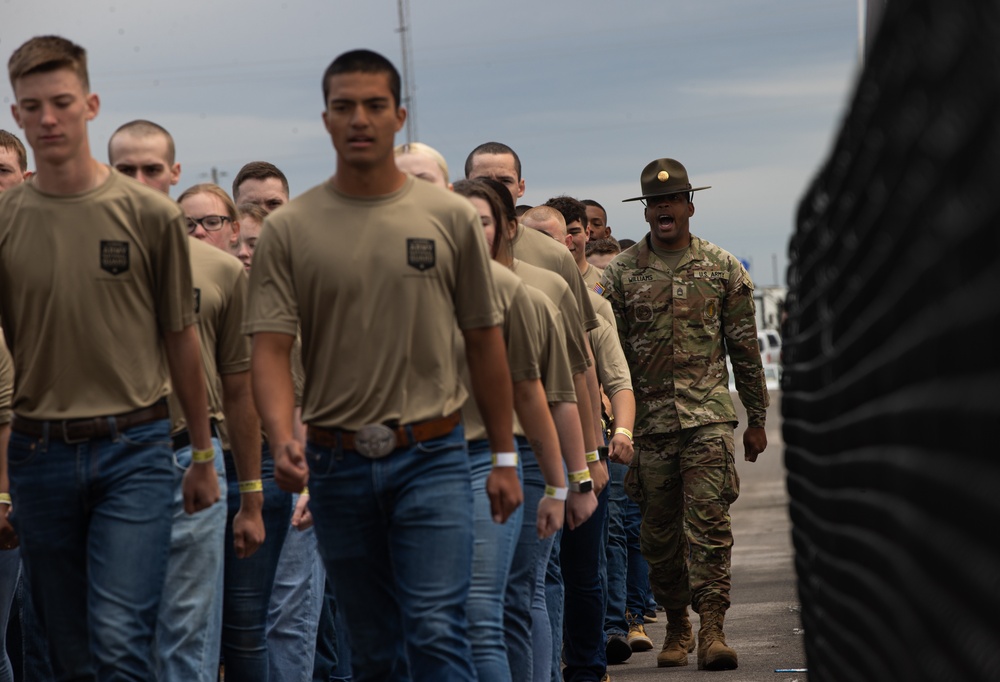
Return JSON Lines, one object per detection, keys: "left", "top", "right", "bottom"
{"left": 579, "top": 480, "right": 593, "bottom": 493}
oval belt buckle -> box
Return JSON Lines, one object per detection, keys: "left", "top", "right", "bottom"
{"left": 354, "top": 423, "right": 396, "bottom": 459}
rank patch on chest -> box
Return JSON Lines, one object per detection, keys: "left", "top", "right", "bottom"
{"left": 407, "top": 238, "right": 436, "bottom": 271}
{"left": 674, "top": 284, "right": 687, "bottom": 299}
{"left": 100, "top": 240, "right": 130, "bottom": 275}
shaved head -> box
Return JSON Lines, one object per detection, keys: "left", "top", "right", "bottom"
{"left": 521, "top": 205, "right": 567, "bottom": 241}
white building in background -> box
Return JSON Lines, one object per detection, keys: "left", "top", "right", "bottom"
{"left": 755, "top": 285, "right": 786, "bottom": 332}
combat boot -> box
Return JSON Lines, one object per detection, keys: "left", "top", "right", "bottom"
{"left": 696, "top": 605, "right": 738, "bottom": 670}
{"left": 655, "top": 607, "right": 694, "bottom": 667}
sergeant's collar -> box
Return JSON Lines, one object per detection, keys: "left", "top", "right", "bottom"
{"left": 637, "top": 234, "right": 705, "bottom": 270}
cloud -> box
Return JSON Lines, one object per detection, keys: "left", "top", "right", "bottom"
{"left": 681, "top": 60, "right": 859, "bottom": 100}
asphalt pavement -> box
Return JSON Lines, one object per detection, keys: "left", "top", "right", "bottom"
{"left": 607, "top": 392, "right": 808, "bottom": 682}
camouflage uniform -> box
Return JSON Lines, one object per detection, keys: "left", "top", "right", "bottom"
{"left": 600, "top": 234, "right": 768, "bottom": 613}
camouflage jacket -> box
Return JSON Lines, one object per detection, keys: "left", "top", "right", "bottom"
{"left": 599, "top": 234, "right": 768, "bottom": 436}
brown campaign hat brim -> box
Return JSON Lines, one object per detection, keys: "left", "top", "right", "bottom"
{"left": 622, "top": 185, "right": 711, "bottom": 202}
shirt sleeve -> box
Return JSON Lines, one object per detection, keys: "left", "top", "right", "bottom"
{"left": 153, "top": 207, "right": 196, "bottom": 333}
{"left": 590, "top": 315, "right": 632, "bottom": 398}
{"left": 216, "top": 266, "right": 252, "bottom": 375}
{"left": 452, "top": 207, "right": 503, "bottom": 331}
{"left": 724, "top": 262, "right": 769, "bottom": 427}
{"left": 244, "top": 217, "right": 300, "bottom": 337}
{"left": 505, "top": 280, "right": 542, "bottom": 383}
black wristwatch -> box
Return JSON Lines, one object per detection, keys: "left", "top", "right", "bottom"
{"left": 598, "top": 446, "right": 609, "bottom": 461}
{"left": 569, "top": 479, "right": 594, "bottom": 494}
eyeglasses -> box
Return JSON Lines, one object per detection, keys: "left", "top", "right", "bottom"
{"left": 186, "top": 215, "right": 232, "bottom": 233}
{"left": 642, "top": 193, "right": 690, "bottom": 207}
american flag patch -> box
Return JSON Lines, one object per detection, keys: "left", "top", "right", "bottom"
{"left": 593, "top": 283, "right": 604, "bottom": 295}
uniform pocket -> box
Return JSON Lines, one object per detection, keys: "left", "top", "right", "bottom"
{"left": 721, "top": 431, "right": 740, "bottom": 504}
{"left": 624, "top": 448, "right": 643, "bottom": 503}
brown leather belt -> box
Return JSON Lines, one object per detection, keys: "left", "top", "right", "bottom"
{"left": 171, "top": 418, "right": 221, "bottom": 452}
{"left": 307, "top": 412, "right": 461, "bottom": 459}
{"left": 12, "top": 400, "right": 169, "bottom": 444}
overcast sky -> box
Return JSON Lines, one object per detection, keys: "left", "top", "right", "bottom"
{"left": 2, "top": 0, "right": 861, "bottom": 286}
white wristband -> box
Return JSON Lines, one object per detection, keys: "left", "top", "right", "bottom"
{"left": 492, "top": 451, "right": 518, "bottom": 467}
{"left": 544, "top": 485, "right": 568, "bottom": 501}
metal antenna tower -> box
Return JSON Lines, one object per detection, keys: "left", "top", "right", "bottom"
{"left": 397, "top": 0, "right": 417, "bottom": 144}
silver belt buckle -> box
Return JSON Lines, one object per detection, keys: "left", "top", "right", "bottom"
{"left": 354, "top": 423, "right": 397, "bottom": 459}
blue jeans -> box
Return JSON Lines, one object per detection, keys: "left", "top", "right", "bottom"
{"left": 560, "top": 481, "right": 609, "bottom": 682}
{"left": 624, "top": 498, "right": 653, "bottom": 622}
{"left": 467, "top": 438, "right": 521, "bottom": 682}
{"left": 313, "top": 576, "right": 353, "bottom": 682}
{"left": 545, "top": 530, "right": 564, "bottom": 682}
{"left": 0, "top": 549, "right": 19, "bottom": 682}
{"left": 155, "top": 439, "right": 227, "bottom": 681}
{"left": 531, "top": 533, "right": 556, "bottom": 682}
{"left": 505, "top": 435, "right": 543, "bottom": 682}
{"left": 8, "top": 418, "right": 175, "bottom": 681}
{"left": 222, "top": 445, "right": 292, "bottom": 681}
{"left": 267, "top": 493, "right": 325, "bottom": 682}
{"left": 306, "top": 425, "right": 477, "bottom": 682}
{"left": 604, "top": 462, "right": 628, "bottom": 638}
{"left": 17, "top": 568, "right": 54, "bottom": 681}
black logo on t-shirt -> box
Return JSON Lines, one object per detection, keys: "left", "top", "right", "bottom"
{"left": 407, "top": 238, "right": 436, "bottom": 271}
{"left": 194, "top": 288, "right": 202, "bottom": 314}
{"left": 100, "top": 241, "right": 130, "bottom": 275}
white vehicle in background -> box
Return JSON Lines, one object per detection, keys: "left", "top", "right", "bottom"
{"left": 758, "top": 330, "right": 782, "bottom": 366}
{"left": 726, "top": 360, "right": 781, "bottom": 392}
{"left": 725, "top": 331, "right": 782, "bottom": 392}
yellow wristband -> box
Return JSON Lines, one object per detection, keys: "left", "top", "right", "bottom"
{"left": 614, "top": 427, "right": 633, "bottom": 443}
{"left": 238, "top": 479, "right": 263, "bottom": 494}
{"left": 191, "top": 448, "right": 215, "bottom": 464}
{"left": 585, "top": 450, "right": 600, "bottom": 463}
{"left": 492, "top": 452, "right": 518, "bottom": 467}
{"left": 544, "top": 485, "right": 568, "bottom": 501}
{"left": 301, "top": 487, "right": 310, "bottom": 496}
{"left": 0, "top": 493, "right": 11, "bottom": 505}
{"left": 568, "top": 468, "right": 592, "bottom": 484}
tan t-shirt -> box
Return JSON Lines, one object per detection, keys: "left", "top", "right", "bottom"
{"left": 245, "top": 176, "right": 501, "bottom": 430}
{"left": 168, "top": 238, "right": 250, "bottom": 434}
{"left": 521, "top": 283, "right": 576, "bottom": 405}
{"left": 461, "top": 261, "right": 542, "bottom": 442}
{"left": 0, "top": 170, "right": 194, "bottom": 419}
{"left": 582, "top": 263, "right": 603, "bottom": 290}
{"left": 512, "top": 224, "right": 599, "bottom": 332}
{"left": 511, "top": 259, "right": 589, "bottom": 375}
{"left": 589, "top": 313, "right": 632, "bottom": 398}
{"left": 0, "top": 330, "right": 12, "bottom": 426}
{"left": 589, "top": 289, "right": 617, "bottom": 332}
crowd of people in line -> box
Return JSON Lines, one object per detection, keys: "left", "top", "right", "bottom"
{"left": 0, "top": 35, "right": 769, "bottom": 682}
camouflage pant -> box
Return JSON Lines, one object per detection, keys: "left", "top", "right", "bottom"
{"left": 624, "top": 422, "right": 740, "bottom": 613}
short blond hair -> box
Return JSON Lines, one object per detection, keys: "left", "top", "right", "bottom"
{"left": 394, "top": 142, "right": 449, "bottom": 182}
{"left": 237, "top": 202, "right": 268, "bottom": 224}
{"left": 177, "top": 183, "right": 238, "bottom": 221}
{"left": 521, "top": 205, "right": 566, "bottom": 237}
{"left": 8, "top": 35, "right": 89, "bottom": 91}
{"left": 0, "top": 130, "right": 28, "bottom": 172}
{"left": 109, "top": 120, "right": 176, "bottom": 165}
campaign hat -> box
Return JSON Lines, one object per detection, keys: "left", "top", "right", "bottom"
{"left": 622, "top": 158, "right": 710, "bottom": 202}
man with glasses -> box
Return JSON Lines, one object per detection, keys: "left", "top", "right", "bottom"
{"left": 599, "top": 158, "right": 769, "bottom": 671}
{"left": 109, "top": 121, "right": 264, "bottom": 682}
